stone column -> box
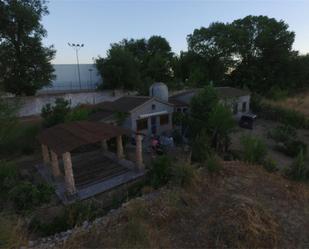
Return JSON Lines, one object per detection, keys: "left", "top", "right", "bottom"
{"left": 135, "top": 134, "right": 144, "bottom": 170}
{"left": 62, "top": 152, "right": 76, "bottom": 195}
{"left": 41, "top": 144, "right": 50, "bottom": 164}
{"left": 50, "top": 150, "right": 61, "bottom": 179}
{"left": 101, "top": 139, "right": 108, "bottom": 151}
{"left": 116, "top": 135, "right": 124, "bottom": 159}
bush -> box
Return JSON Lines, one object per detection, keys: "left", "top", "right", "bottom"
{"left": 286, "top": 149, "right": 308, "bottom": 181}
{"left": 263, "top": 158, "right": 278, "bottom": 173}
{"left": 251, "top": 95, "right": 309, "bottom": 129}
{"left": 206, "top": 156, "right": 222, "bottom": 173}
{"left": 41, "top": 98, "right": 71, "bottom": 127}
{"left": 0, "top": 123, "right": 40, "bottom": 157}
{"left": 170, "top": 163, "right": 195, "bottom": 187}
{"left": 277, "top": 140, "right": 307, "bottom": 157}
{"left": 148, "top": 156, "right": 172, "bottom": 188}
{"left": 267, "top": 125, "right": 296, "bottom": 143}
{"left": 0, "top": 161, "right": 17, "bottom": 193}
{"left": 65, "top": 106, "right": 90, "bottom": 123}
{"left": 9, "top": 181, "right": 54, "bottom": 212}
{"left": 191, "top": 130, "right": 212, "bottom": 162}
{"left": 241, "top": 135, "right": 267, "bottom": 164}
{"left": 29, "top": 201, "right": 106, "bottom": 236}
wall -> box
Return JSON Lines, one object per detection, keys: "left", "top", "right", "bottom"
{"left": 130, "top": 99, "right": 174, "bottom": 135}
{"left": 9, "top": 90, "right": 133, "bottom": 117}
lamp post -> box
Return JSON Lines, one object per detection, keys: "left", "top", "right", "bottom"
{"left": 68, "top": 43, "right": 84, "bottom": 90}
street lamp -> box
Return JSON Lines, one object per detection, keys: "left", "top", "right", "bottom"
{"left": 68, "top": 43, "right": 84, "bottom": 90}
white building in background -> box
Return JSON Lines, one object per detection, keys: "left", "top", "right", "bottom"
{"left": 38, "top": 64, "right": 102, "bottom": 94}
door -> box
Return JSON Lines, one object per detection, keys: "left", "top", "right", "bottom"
{"left": 151, "top": 116, "right": 157, "bottom": 134}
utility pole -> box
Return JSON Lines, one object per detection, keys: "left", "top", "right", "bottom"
{"left": 68, "top": 43, "right": 84, "bottom": 90}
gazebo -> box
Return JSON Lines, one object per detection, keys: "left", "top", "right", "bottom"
{"left": 37, "top": 121, "right": 144, "bottom": 199}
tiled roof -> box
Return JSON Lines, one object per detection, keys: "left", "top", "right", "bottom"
{"left": 96, "top": 96, "right": 151, "bottom": 113}
{"left": 38, "top": 121, "right": 132, "bottom": 155}
{"left": 216, "top": 87, "right": 250, "bottom": 98}
{"left": 169, "top": 87, "right": 250, "bottom": 99}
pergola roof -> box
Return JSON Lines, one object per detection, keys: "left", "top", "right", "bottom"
{"left": 38, "top": 121, "right": 132, "bottom": 155}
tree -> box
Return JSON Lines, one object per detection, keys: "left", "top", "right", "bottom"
{"left": 208, "top": 103, "right": 235, "bottom": 152}
{"left": 0, "top": 98, "right": 18, "bottom": 145}
{"left": 0, "top": 0, "right": 55, "bottom": 96}
{"left": 96, "top": 46, "right": 142, "bottom": 90}
{"left": 96, "top": 36, "right": 175, "bottom": 92}
{"left": 186, "top": 16, "right": 296, "bottom": 94}
{"left": 189, "top": 86, "right": 235, "bottom": 154}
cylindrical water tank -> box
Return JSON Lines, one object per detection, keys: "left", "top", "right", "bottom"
{"left": 149, "top": 82, "right": 168, "bottom": 102}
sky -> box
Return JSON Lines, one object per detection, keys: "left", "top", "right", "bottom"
{"left": 42, "top": 0, "right": 309, "bottom": 64}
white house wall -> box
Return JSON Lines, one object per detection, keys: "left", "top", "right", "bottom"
{"left": 130, "top": 99, "right": 174, "bottom": 135}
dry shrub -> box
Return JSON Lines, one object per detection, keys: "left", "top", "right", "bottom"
{"left": 206, "top": 194, "right": 279, "bottom": 249}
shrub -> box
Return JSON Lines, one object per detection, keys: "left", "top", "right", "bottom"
{"left": 277, "top": 140, "right": 307, "bottom": 157}
{"left": 0, "top": 161, "right": 17, "bottom": 193}
{"left": 9, "top": 181, "right": 54, "bottom": 212}
{"left": 170, "top": 163, "right": 195, "bottom": 187}
{"left": 65, "top": 106, "right": 90, "bottom": 123}
{"left": 29, "top": 201, "right": 106, "bottom": 236}
{"left": 148, "top": 156, "right": 172, "bottom": 188}
{"left": 263, "top": 158, "right": 278, "bottom": 173}
{"left": 191, "top": 130, "right": 212, "bottom": 162}
{"left": 267, "top": 125, "right": 296, "bottom": 143}
{"left": 241, "top": 135, "right": 267, "bottom": 164}
{"left": 286, "top": 149, "right": 308, "bottom": 181}
{"left": 206, "top": 156, "right": 222, "bottom": 173}
{"left": 41, "top": 98, "right": 71, "bottom": 127}
{"left": 251, "top": 95, "right": 309, "bottom": 129}
{"left": 0, "top": 123, "right": 40, "bottom": 157}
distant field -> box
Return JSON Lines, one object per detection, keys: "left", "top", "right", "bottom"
{"left": 268, "top": 90, "right": 309, "bottom": 116}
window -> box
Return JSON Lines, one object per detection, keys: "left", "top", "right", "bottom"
{"left": 152, "top": 104, "right": 156, "bottom": 110}
{"left": 136, "top": 118, "right": 148, "bottom": 130}
{"left": 242, "top": 102, "right": 247, "bottom": 112}
{"left": 176, "top": 108, "right": 181, "bottom": 112}
{"left": 160, "top": 114, "right": 169, "bottom": 125}
{"left": 183, "top": 108, "right": 188, "bottom": 113}
{"left": 233, "top": 103, "right": 238, "bottom": 114}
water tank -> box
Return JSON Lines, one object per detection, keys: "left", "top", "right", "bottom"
{"left": 149, "top": 82, "right": 168, "bottom": 102}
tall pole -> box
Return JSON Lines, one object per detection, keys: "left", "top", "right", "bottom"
{"left": 75, "top": 49, "right": 81, "bottom": 90}
{"left": 68, "top": 43, "right": 84, "bottom": 90}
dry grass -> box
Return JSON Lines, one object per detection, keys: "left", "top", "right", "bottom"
{"left": 268, "top": 90, "right": 309, "bottom": 116}
{"left": 0, "top": 215, "right": 27, "bottom": 249}
{"left": 61, "top": 162, "right": 309, "bottom": 249}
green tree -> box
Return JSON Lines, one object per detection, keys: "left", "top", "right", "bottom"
{"left": 96, "top": 36, "right": 175, "bottom": 92}
{"left": 186, "top": 15, "right": 296, "bottom": 94}
{"left": 96, "top": 46, "right": 142, "bottom": 90}
{"left": 0, "top": 0, "right": 55, "bottom": 96}
{"left": 208, "top": 103, "right": 235, "bottom": 152}
{"left": 189, "top": 86, "right": 235, "bottom": 154}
